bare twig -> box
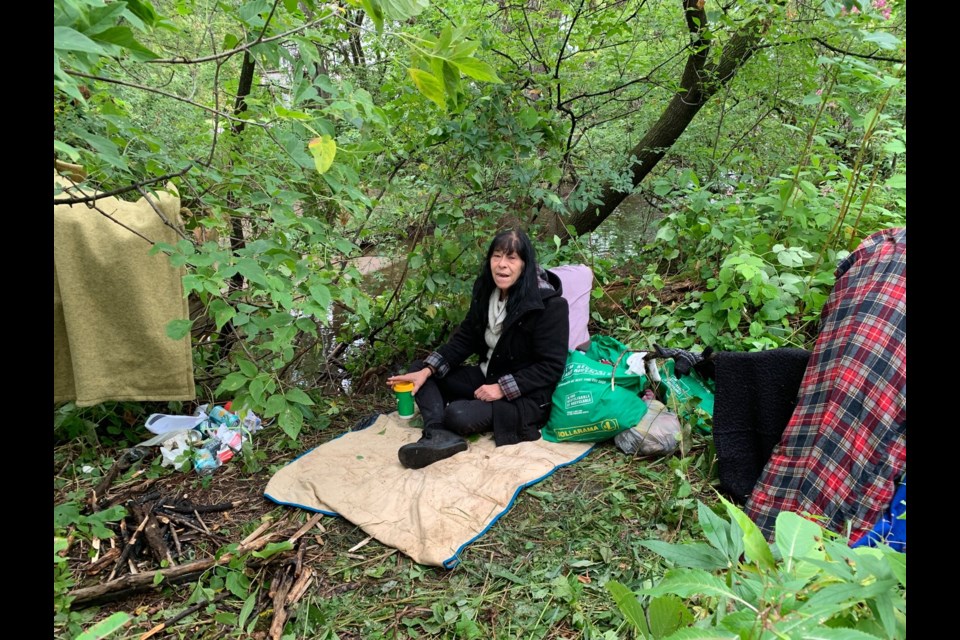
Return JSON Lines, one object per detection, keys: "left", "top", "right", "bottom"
{"left": 268, "top": 566, "right": 294, "bottom": 640}
{"left": 138, "top": 592, "right": 230, "bottom": 640}
{"left": 135, "top": 185, "right": 191, "bottom": 241}
{"left": 67, "top": 71, "right": 267, "bottom": 127}
{"left": 147, "top": 16, "right": 332, "bottom": 65}
{"left": 108, "top": 515, "right": 150, "bottom": 582}
{"left": 54, "top": 165, "right": 194, "bottom": 206}
{"left": 288, "top": 513, "right": 324, "bottom": 545}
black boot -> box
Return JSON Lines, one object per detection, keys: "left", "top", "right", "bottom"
{"left": 398, "top": 428, "right": 468, "bottom": 469}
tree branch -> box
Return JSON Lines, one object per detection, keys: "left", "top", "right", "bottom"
{"left": 554, "top": 0, "right": 585, "bottom": 80}
{"left": 67, "top": 71, "right": 266, "bottom": 127}
{"left": 146, "top": 15, "right": 332, "bottom": 65}
{"left": 54, "top": 166, "right": 194, "bottom": 206}
{"left": 810, "top": 36, "right": 904, "bottom": 63}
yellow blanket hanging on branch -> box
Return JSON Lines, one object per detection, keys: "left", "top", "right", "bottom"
{"left": 54, "top": 169, "right": 195, "bottom": 407}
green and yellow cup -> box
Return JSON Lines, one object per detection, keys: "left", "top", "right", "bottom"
{"left": 393, "top": 381, "right": 416, "bottom": 419}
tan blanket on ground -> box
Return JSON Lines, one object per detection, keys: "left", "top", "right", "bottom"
{"left": 264, "top": 414, "right": 593, "bottom": 567}
{"left": 54, "top": 171, "right": 195, "bottom": 406}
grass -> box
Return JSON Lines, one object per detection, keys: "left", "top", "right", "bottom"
{"left": 54, "top": 396, "right": 721, "bottom": 640}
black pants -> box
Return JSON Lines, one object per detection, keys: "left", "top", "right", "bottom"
{"left": 409, "top": 360, "right": 494, "bottom": 436}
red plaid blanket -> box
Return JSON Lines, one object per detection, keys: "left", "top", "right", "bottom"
{"left": 745, "top": 228, "right": 906, "bottom": 542}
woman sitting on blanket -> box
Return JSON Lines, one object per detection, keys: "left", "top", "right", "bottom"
{"left": 386, "top": 228, "right": 570, "bottom": 469}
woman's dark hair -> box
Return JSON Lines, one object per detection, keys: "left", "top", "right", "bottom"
{"left": 473, "top": 228, "right": 540, "bottom": 317}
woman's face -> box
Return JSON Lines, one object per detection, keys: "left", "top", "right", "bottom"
{"left": 490, "top": 249, "right": 525, "bottom": 292}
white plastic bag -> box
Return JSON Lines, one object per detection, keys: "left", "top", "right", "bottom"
{"left": 614, "top": 399, "right": 686, "bottom": 457}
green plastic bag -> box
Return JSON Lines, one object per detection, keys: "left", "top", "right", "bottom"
{"left": 584, "top": 335, "right": 641, "bottom": 387}
{"left": 657, "top": 359, "right": 715, "bottom": 434}
{"left": 542, "top": 345, "right": 649, "bottom": 443}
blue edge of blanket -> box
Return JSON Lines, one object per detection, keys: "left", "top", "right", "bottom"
{"left": 263, "top": 433, "right": 596, "bottom": 569}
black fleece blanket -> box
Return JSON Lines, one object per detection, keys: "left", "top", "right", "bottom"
{"left": 712, "top": 348, "right": 811, "bottom": 503}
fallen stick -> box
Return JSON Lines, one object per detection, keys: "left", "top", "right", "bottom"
{"left": 242, "top": 518, "right": 278, "bottom": 545}
{"left": 285, "top": 567, "right": 314, "bottom": 606}
{"left": 288, "top": 512, "right": 323, "bottom": 545}
{"left": 132, "top": 502, "right": 171, "bottom": 566}
{"left": 138, "top": 591, "right": 230, "bottom": 640}
{"left": 167, "top": 519, "right": 183, "bottom": 559}
{"left": 108, "top": 515, "right": 149, "bottom": 582}
{"left": 193, "top": 510, "right": 212, "bottom": 535}
{"left": 84, "top": 548, "right": 121, "bottom": 576}
{"left": 160, "top": 500, "right": 241, "bottom": 514}
{"left": 268, "top": 567, "right": 294, "bottom": 640}
{"left": 154, "top": 509, "right": 227, "bottom": 543}
{"left": 68, "top": 533, "right": 276, "bottom": 608}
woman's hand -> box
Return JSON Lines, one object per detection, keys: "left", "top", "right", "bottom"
{"left": 386, "top": 368, "right": 431, "bottom": 395}
{"left": 474, "top": 383, "right": 505, "bottom": 402}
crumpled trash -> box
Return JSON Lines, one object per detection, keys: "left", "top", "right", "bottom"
{"left": 614, "top": 399, "right": 687, "bottom": 457}
{"left": 145, "top": 412, "right": 206, "bottom": 435}
{"left": 143, "top": 403, "right": 265, "bottom": 474}
{"left": 159, "top": 431, "right": 202, "bottom": 471}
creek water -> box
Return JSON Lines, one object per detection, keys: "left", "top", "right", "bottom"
{"left": 583, "top": 192, "right": 664, "bottom": 259}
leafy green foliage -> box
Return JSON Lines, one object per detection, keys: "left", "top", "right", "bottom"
{"left": 609, "top": 500, "right": 906, "bottom": 639}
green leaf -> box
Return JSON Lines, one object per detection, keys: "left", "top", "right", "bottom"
{"left": 251, "top": 541, "right": 294, "bottom": 559}
{"left": 697, "top": 502, "right": 738, "bottom": 560}
{"left": 450, "top": 56, "right": 502, "bottom": 83}
{"left": 264, "top": 394, "right": 288, "bottom": 418}
{"left": 226, "top": 569, "right": 250, "bottom": 598}
{"left": 54, "top": 26, "right": 110, "bottom": 55}
{"left": 279, "top": 404, "right": 304, "bottom": 440}
{"left": 237, "top": 358, "right": 258, "bottom": 378}
{"left": 883, "top": 547, "right": 906, "bottom": 587}
{"left": 275, "top": 104, "right": 314, "bottom": 121}
{"left": 638, "top": 568, "right": 751, "bottom": 610}
{"left": 309, "top": 283, "right": 332, "bottom": 312}
{"left": 218, "top": 372, "right": 249, "bottom": 393}
{"left": 210, "top": 298, "right": 236, "bottom": 330}
{"left": 359, "top": 0, "right": 384, "bottom": 33}
{"left": 309, "top": 135, "right": 337, "bottom": 174}
{"left": 648, "top": 594, "right": 693, "bottom": 639}
{"left": 409, "top": 68, "right": 446, "bottom": 110}
{"left": 54, "top": 503, "right": 82, "bottom": 530}
{"left": 75, "top": 612, "right": 131, "bottom": 640}
{"left": 870, "top": 590, "right": 896, "bottom": 640}
{"left": 719, "top": 495, "right": 775, "bottom": 571}
{"left": 885, "top": 174, "right": 905, "bottom": 189}
{"left": 803, "top": 578, "right": 899, "bottom": 610}
{"left": 860, "top": 30, "right": 900, "bottom": 50}
{"left": 90, "top": 26, "right": 158, "bottom": 59}
{"left": 381, "top": 0, "right": 429, "bottom": 20}
{"left": 54, "top": 138, "right": 82, "bottom": 162}
{"left": 605, "top": 580, "right": 649, "bottom": 638}
{"left": 662, "top": 629, "right": 738, "bottom": 639}
{"left": 637, "top": 540, "right": 728, "bottom": 571}
{"left": 285, "top": 387, "right": 315, "bottom": 406}
{"left": 124, "top": 0, "right": 160, "bottom": 26}
{"left": 489, "top": 566, "right": 527, "bottom": 584}
{"left": 238, "top": 586, "right": 259, "bottom": 629}
{"left": 790, "top": 629, "right": 888, "bottom": 640}
{"left": 774, "top": 511, "right": 825, "bottom": 572}
{"left": 165, "top": 318, "right": 193, "bottom": 340}
{"left": 249, "top": 376, "right": 267, "bottom": 406}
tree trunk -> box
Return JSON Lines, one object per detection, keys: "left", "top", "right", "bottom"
{"left": 545, "top": 1, "right": 771, "bottom": 240}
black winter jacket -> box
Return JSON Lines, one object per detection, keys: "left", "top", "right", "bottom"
{"left": 424, "top": 269, "right": 569, "bottom": 445}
